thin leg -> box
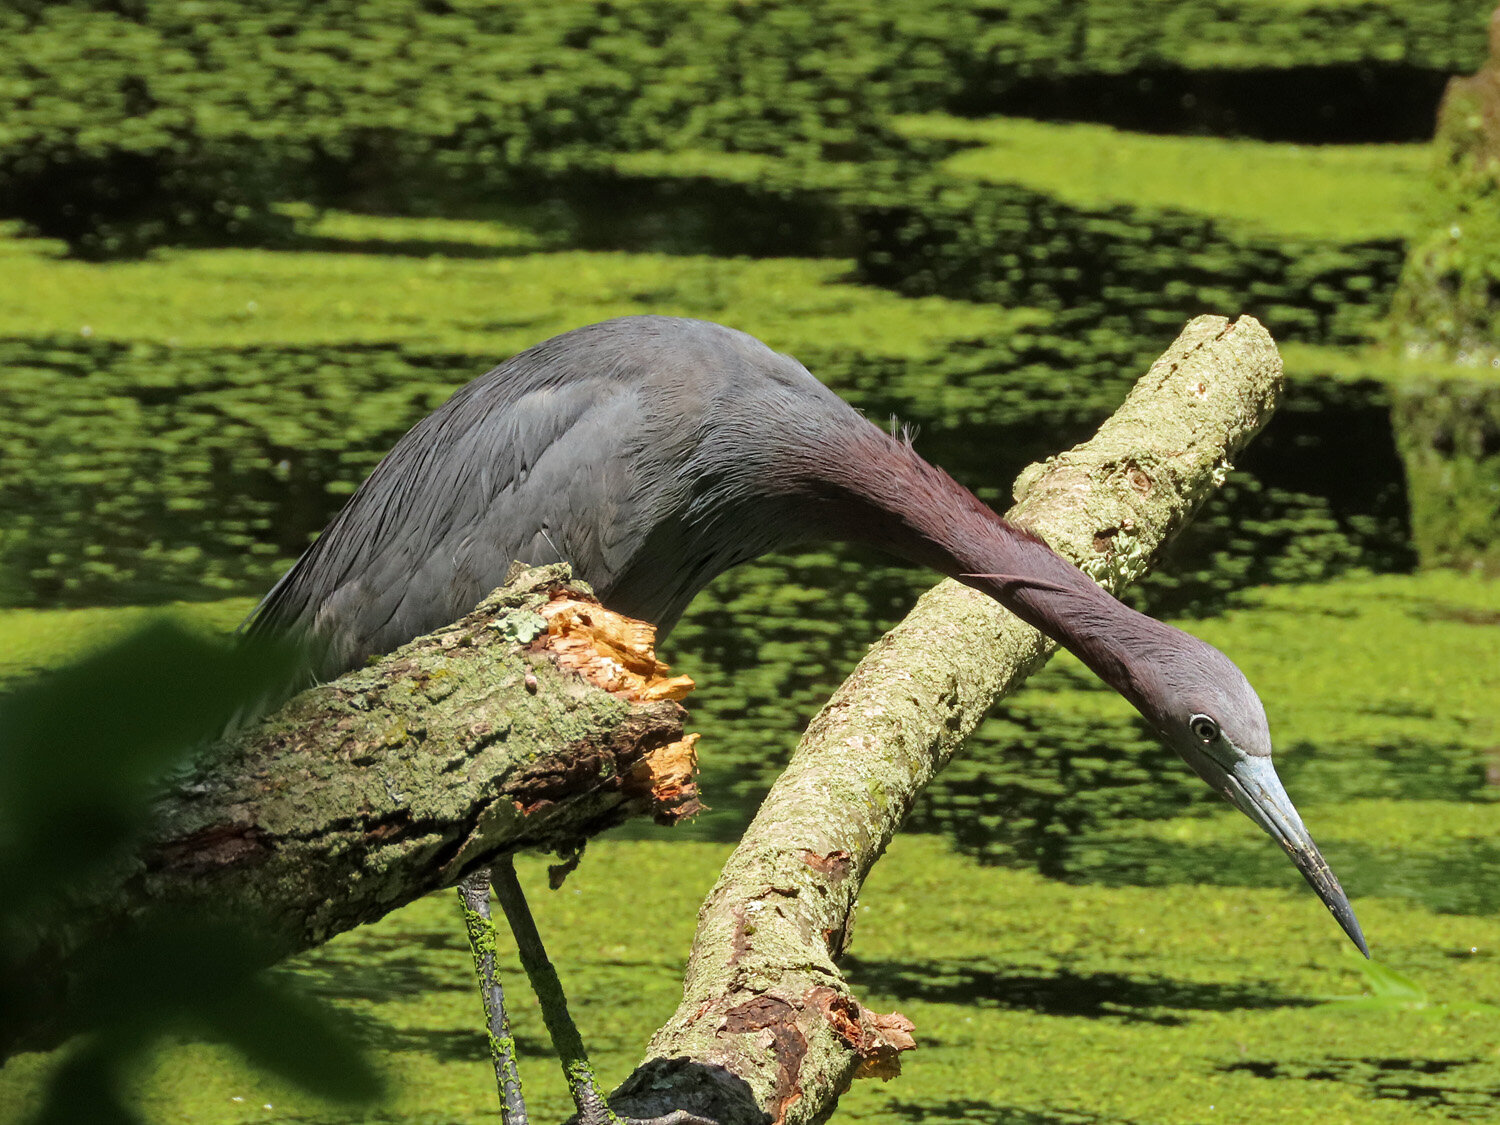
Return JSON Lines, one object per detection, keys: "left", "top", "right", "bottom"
{"left": 490, "top": 856, "right": 614, "bottom": 1125}
{"left": 459, "top": 868, "right": 529, "bottom": 1125}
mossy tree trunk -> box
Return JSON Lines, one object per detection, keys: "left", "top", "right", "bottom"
{"left": 608, "top": 315, "right": 1285, "bottom": 1125}
{"left": 2, "top": 565, "right": 701, "bottom": 1058}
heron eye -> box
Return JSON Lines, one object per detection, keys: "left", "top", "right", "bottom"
{"left": 1189, "top": 714, "right": 1220, "bottom": 743}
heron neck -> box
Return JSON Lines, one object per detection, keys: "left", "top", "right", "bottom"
{"left": 818, "top": 429, "right": 1144, "bottom": 700}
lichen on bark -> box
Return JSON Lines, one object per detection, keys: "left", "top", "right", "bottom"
{"left": 4, "top": 564, "right": 700, "bottom": 1058}
{"left": 610, "top": 315, "right": 1284, "bottom": 1125}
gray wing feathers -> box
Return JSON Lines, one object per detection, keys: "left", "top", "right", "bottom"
{"left": 247, "top": 363, "right": 653, "bottom": 679}
{"left": 245, "top": 315, "right": 824, "bottom": 681}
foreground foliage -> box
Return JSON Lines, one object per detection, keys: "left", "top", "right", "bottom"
{"left": 0, "top": 622, "right": 378, "bottom": 1124}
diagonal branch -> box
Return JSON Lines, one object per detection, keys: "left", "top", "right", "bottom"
{"left": 607, "top": 315, "right": 1284, "bottom": 1125}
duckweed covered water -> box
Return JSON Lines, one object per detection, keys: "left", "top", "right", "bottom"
{"left": 5, "top": 836, "right": 1500, "bottom": 1124}
{"left": 2, "top": 8, "right": 1497, "bottom": 1118}
{"left": 1, "top": 570, "right": 1497, "bottom": 1123}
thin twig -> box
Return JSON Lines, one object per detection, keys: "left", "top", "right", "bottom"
{"left": 491, "top": 857, "right": 615, "bottom": 1125}
{"left": 458, "top": 869, "right": 529, "bottom": 1125}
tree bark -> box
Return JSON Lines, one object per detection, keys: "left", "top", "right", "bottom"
{"left": 5, "top": 314, "right": 1284, "bottom": 1122}
{"left": 3, "top": 564, "right": 702, "bottom": 1058}
{"left": 607, "top": 314, "right": 1285, "bottom": 1125}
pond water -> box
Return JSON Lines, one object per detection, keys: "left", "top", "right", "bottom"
{"left": 1, "top": 565, "right": 1497, "bottom": 1124}
{"left": 0, "top": 206, "right": 1497, "bottom": 1123}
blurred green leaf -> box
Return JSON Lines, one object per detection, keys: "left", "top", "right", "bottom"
{"left": 31, "top": 1044, "right": 141, "bottom": 1125}
{"left": 1321, "top": 951, "right": 1500, "bottom": 1015}
{"left": 1349, "top": 955, "right": 1430, "bottom": 1006}
{"left": 0, "top": 623, "right": 379, "bottom": 1123}
{"left": 0, "top": 621, "right": 297, "bottom": 912}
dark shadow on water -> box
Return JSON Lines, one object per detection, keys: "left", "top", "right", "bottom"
{"left": 1410, "top": 601, "right": 1500, "bottom": 628}
{"left": 286, "top": 957, "right": 467, "bottom": 1003}
{"left": 272, "top": 980, "right": 554, "bottom": 1065}
{"left": 286, "top": 234, "right": 543, "bottom": 259}
{"left": 963, "top": 63, "right": 1450, "bottom": 144}
{"left": 1224, "top": 1056, "right": 1500, "bottom": 1118}
{"left": 844, "top": 957, "right": 1308, "bottom": 1025}
{"left": 882, "top": 1097, "right": 1136, "bottom": 1124}
{"left": 352, "top": 1022, "right": 552, "bottom": 1066}
{"left": 258, "top": 1004, "right": 553, "bottom": 1065}
{"left": 283, "top": 171, "right": 855, "bottom": 263}
{"left": 1062, "top": 836, "right": 1500, "bottom": 917}
{"left": 279, "top": 929, "right": 474, "bottom": 1004}
{"left": 280, "top": 198, "right": 582, "bottom": 260}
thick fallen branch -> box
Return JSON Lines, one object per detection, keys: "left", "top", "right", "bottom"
{"left": 4, "top": 565, "right": 699, "bottom": 1057}
{"left": 608, "top": 315, "right": 1285, "bottom": 1125}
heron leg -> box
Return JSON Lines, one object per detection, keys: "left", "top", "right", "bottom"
{"left": 458, "top": 868, "right": 529, "bottom": 1125}
{"left": 490, "top": 856, "right": 615, "bottom": 1125}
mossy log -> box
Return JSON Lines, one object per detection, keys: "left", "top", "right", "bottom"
{"left": 608, "top": 314, "right": 1285, "bottom": 1125}
{"left": 3, "top": 564, "right": 700, "bottom": 1057}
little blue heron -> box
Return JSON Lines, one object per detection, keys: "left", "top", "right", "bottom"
{"left": 248, "top": 315, "right": 1364, "bottom": 1119}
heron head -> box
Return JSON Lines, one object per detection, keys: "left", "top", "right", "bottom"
{"left": 1127, "top": 624, "right": 1368, "bottom": 957}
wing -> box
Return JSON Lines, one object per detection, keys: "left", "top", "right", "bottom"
{"left": 246, "top": 347, "right": 668, "bottom": 681}
{"left": 245, "top": 314, "right": 837, "bottom": 683}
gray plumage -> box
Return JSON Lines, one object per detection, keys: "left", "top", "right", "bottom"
{"left": 249, "top": 317, "right": 852, "bottom": 677}
{"left": 247, "top": 314, "right": 1366, "bottom": 956}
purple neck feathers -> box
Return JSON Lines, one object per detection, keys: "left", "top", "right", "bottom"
{"left": 811, "top": 426, "right": 1156, "bottom": 710}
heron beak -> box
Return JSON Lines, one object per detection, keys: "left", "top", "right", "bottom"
{"left": 1192, "top": 750, "right": 1369, "bottom": 957}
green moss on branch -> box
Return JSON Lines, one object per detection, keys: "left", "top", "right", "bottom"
{"left": 611, "top": 316, "right": 1283, "bottom": 1125}
{"left": 3, "top": 564, "right": 694, "bottom": 1059}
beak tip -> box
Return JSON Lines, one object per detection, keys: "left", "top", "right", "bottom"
{"left": 1330, "top": 903, "right": 1369, "bottom": 958}
{"left": 1215, "top": 754, "right": 1371, "bottom": 960}
{"left": 1349, "top": 926, "right": 1371, "bottom": 960}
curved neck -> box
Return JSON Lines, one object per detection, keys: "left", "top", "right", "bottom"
{"left": 809, "top": 427, "right": 1150, "bottom": 705}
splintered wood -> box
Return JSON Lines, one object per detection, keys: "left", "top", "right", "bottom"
{"left": 537, "top": 593, "right": 696, "bottom": 702}
{"left": 630, "top": 733, "right": 703, "bottom": 822}
{"left": 849, "top": 1010, "right": 917, "bottom": 1081}
{"left": 810, "top": 988, "right": 917, "bottom": 1083}
{"left": 535, "top": 589, "right": 703, "bottom": 822}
